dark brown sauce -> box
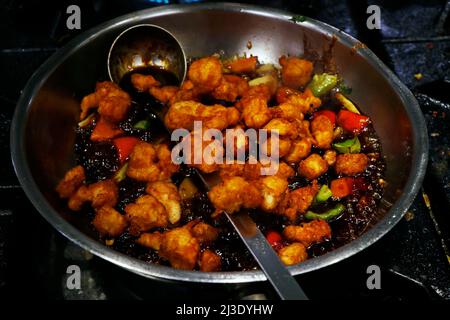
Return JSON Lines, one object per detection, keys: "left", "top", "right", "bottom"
{"left": 74, "top": 67, "right": 387, "bottom": 271}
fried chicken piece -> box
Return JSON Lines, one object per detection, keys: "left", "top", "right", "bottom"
{"left": 191, "top": 222, "right": 219, "bottom": 243}
{"left": 92, "top": 206, "right": 128, "bottom": 237}
{"left": 244, "top": 84, "right": 273, "bottom": 101}
{"left": 146, "top": 181, "right": 181, "bottom": 224}
{"left": 155, "top": 144, "right": 180, "bottom": 180}
{"left": 260, "top": 137, "right": 292, "bottom": 158}
{"left": 212, "top": 75, "right": 249, "bottom": 102}
{"left": 311, "top": 114, "right": 334, "bottom": 149}
{"left": 68, "top": 179, "right": 118, "bottom": 211}
{"left": 126, "top": 142, "right": 179, "bottom": 182}
{"left": 56, "top": 165, "right": 85, "bottom": 199}
{"left": 276, "top": 87, "right": 321, "bottom": 114}
{"left": 298, "top": 154, "right": 329, "bottom": 180}
{"left": 335, "top": 153, "right": 369, "bottom": 176}
{"left": 165, "top": 100, "right": 240, "bottom": 131}
{"left": 263, "top": 118, "right": 299, "bottom": 139}
{"left": 131, "top": 74, "right": 160, "bottom": 92}
{"left": 90, "top": 116, "right": 123, "bottom": 142}
{"left": 159, "top": 225, "right": 200, "bottom": 270}
{"left": 271, "top": 102, "right": 305, "bottom": 122}
{"left": 277, "top": 162, "right": 296, "bottom": 179}
{"left": 80, "top": 81, "right": 132, "bottom": 122}
{"left": 219, "top": 159, "right": 295, "bottom": 180}
{"left": 188, "top": 56, "right": 223, "bottom": 93}
{"left": 208, "top": 176, "right": 263, "bottom": 215}
{"left": 223, "top": 125, "right": 250, "bottom": 157}
{"left": 283, "top": 219, "right": 332, "bottom": 247}
{"left": 98, "top": 95, "right": 132, "bottom": 123}
{"left": 283, "top": 138, "right": 312, "bottom": 163}
{"left": 219, "top": 160, "right": 246, "bottom": 179}
{"left": 277, "top": 180, "right": 319, "bottom": 221}
{"left": 126, "top": 142, "right": 160, "bottom": 182}
{"left": 260, "top": 176, "right": 289, "bottom": 212}
{"left": 323, "top": 150, "right": 337, "bottom": 166}
{"left": 181, "top": 129, "right": 224, "bottom": 174}
{"left": 227, "top": 56, "right": 258, "bottom": 74}
{"left": 169, "top": 80, "right": 200, "bottom": 105}
{"left": 278, "top": 242, "right": 308, "bottom": 266}
{"left": 279, "top": 56, "right": 314, "bottom": 89}
{"left": 240, "top": 96, "right": 272, "bottom": 128}
{"left": 125, "top": 194, "right": 168, "bottom": 235}
{"left": 199, "top": 250, "right": 221, "bottom": 272}
{"left": 68, "top": 185, "right": 90, "bottom": 211}
{"left": 136, "top": 231, "right": 162, "bottom": 250}
{"left": 149, "top": 86, "right": 178, "bottom": 104}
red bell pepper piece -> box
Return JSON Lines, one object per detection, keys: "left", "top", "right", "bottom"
{"left": 266, "top": 230, "right": 282, "bottom": 249}
{"left": 314, "top": 110, "right": 336, "bottom": 126}
{"left": 90, "top": 117, "right": 123, "bottom": 142}
{"left": 113, "top": 136, "right": 140, "bottom": 163}
{"left": 337, "top": 110, "right": 369, "bottom": 134}
{"left": 331, "top": 177, "right": 354, "bottom": 198}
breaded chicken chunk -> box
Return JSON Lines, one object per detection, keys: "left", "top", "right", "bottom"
{"left": 80, "top": 81, "right": 131, "bottom": 122}
{"left": 159, "top": 225, "right": 200, "bottom": 270}
{"left": 283, "top": 219, "right": 332, "bottom": 247}
{"left": 241, "top": 96, "right": 272, "bottom": 129}
{"left": 335, "top": 153, "right": 369, "bottom": 176}
{"left": 283, "top": 138, "right": 312, "bottom": 163}
{"left": 146, "top": 181, "right": 181, "bottom": 224}
{"left": 180, "top": 129, "right": 224, "bottom": 174}
{"left": 149, "top": 86, "right": 178, "bottom": 104}
{"left": 199, "top": 250, "right": 222, "bottom": 272}
{"left": 56, "top": 165, "right": 85, "bottom": 199}
{"left": 131, "top": 74, "right": 160, "bottom": 92}
{"left": 126, "top": 142, "right": 179, "bottom": 182}
{"left": 188, "top": 56, "right": 223, "bottom": 93}
{"left": 263, "top": 118, "right": 299, "bottom": 139}
{"left": 311, "top": 114, "right": 334, "bottom": 149}
{"left": 212, "top": 75, "right": 249, "bottom": 102}
{"left": 298, "top": 154, "right": 329, "bottom": 180}
{"left": 278, "top": 242, "right": 308, "bottom": 266}
{"left": 208, "top": 176, "right": 263, "bottom": 215}
{"left": 271, "top": 102, "right": 305, "bottom": 122}
{"left": 279, "top": 56, "right": 314, "bottom": 89}
{"left": 136, "top": 231, "right": 162, "bottom": 250}
{"left": 80, "top": 81, "right": 131, "bottom": 121}
{"left": 277, "top": 180, "right": 319, "bottom": 221}
{"left": 276, "top": 87, "right": 321, "bottom": 114}
{"left": 165, "top": 100, "right": 240, "bottom": 131}
{"left": 125, "top": 194, "right": 168, "bottom": 235}
{"left": 323, "top": 150, "right": 337, "bottom": 166}
{"left": 92, "top": 206, "right": 128, "bottom": 238}
{"left": 260, "top": 176, "right": 289, "bottom": 212}
{"left": 126, "top": 142, "right": 160, "bottom": 182}
{"left": 259, "top": 136, "right": 292, "bottom": 158}
{"left": 155, "top": 144, "right": 180, "bottom": 180}
{"left": 191, "top": 222, "right": 219, "bottom": 243}
{"left": 68, "top": 179, "right": 118, "bottom": 211}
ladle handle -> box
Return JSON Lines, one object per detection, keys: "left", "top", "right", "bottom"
{"left": 226, "top": 212, "right": 309, "bottom": 300}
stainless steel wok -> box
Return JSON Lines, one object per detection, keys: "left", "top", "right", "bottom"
{"left": 10, "top": 3, "right": 428, "bottom": 283}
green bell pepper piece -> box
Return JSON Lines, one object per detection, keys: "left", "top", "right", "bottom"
{"left": 333, "top": 137, "right": 361, "bottom": 154}
{"left": 307, "top": 73, "right": 338, "bottom": 97}
{"left": 133, "top": 120, "right": 150, "bottom": 130}
{"left": 305, "top": 203, "right": 346, "bottom": 221}
{"left": 314, "top": 185, "right": 332, "bottom": 204}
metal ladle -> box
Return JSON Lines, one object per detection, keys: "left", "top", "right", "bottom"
{"left": 107, "top": 24, "right": 308, "bottom": 300}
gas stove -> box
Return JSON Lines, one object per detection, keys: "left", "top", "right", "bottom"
{"left": 1, "top": 0, "right": 449, "bottom": 300}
